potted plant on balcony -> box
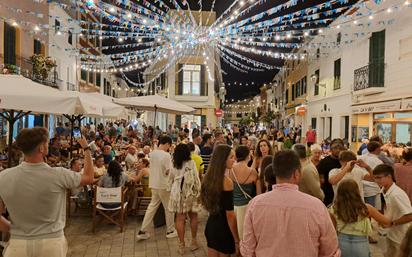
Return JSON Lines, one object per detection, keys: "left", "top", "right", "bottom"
{"left": 30, "top": 54, "right": 56, "bottom": 81}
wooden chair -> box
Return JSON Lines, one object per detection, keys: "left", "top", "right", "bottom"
{"left": 134, "top": 184, "right": 152, "bottom": 216}
{"left": 92, "top": 186, "right": 128, "bottom": 233}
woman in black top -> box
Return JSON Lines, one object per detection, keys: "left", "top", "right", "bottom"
{"left": 200, "top": 144, "right": 239, "bottom": 256}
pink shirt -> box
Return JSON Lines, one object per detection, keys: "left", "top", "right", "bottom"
{"left": 240, "top": 183, "right": 340, "bottom": 257}
{"left": 394, "top": 163, "right": 412, "bottom": 204}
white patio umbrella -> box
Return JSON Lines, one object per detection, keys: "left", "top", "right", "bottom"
{"left": 0, "top": 75, "right": 80, "bottom": 115}
{"left": 85, "top": 92, "right": 128, "bottom": 118}
{"left": 114, "top": 95, "right": 195, "bottom": 115}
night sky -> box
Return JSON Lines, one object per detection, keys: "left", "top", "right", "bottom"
{"left": 104, "top": 0, "right": 358, "bottom": 101}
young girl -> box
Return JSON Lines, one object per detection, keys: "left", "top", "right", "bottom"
{"left": 330, "top": 179, "right": 390, "bottom": 257}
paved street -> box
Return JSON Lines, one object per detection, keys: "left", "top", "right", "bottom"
{"left": 65, "top": 210, "right": 384, "bottom": 257}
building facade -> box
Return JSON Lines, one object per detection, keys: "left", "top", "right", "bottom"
{"left": 306, "top": 0, "right": 412, "bottom": 147}
{"left": 144, "top": 11, "right": 223, "bottom": 130}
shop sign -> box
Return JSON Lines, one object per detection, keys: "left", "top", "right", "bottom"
{"left": 401, "top": 98, "right": 412, "bottom": 110}
{"left": 352, "top": 100, "right": 401, "bottom": 114}
{"left": 295, "top": 105, "right": 307, "bottom": 116}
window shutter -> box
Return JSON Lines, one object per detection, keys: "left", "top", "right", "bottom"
{"left": 175, "top": 115, "right": 181, "bottom": 128}
{"left": 200, "top": 65, "right": 206, "bottom": 96}
{"left": 4, "top": 22, "right": 16, "bottom": 65}
{"left": 177, "top": 64, "right": 183, "bottom": 95}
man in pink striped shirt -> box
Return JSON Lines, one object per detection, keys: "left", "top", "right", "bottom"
{"left": 241, "top": 150, "right": 340, "bottom": 257}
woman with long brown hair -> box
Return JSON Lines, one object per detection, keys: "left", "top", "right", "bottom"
{"left": 251, "top": 139, "right": 273, "bottom": 172}
{"left": 330, "top": 179, "right": 390, "bottom": 257}
{"left": 256, "top": 155, "right": 273, "bottom": 194}
{"left": 201, "top": 144, "right": 239, "bottom": 257}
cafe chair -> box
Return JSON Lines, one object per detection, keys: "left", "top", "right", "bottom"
{"left": 92, "top": 186, "right": 128, "bottom": 233}
{"left": 134, "top": 184, "right": 151, "bottom": 216}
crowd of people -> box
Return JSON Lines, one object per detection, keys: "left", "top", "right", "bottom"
{"left": 0, "top": 121, "right": 411, "bottom": 257}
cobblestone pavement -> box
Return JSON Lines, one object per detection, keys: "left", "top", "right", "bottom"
{"left": 65, "top": 208, "right": 385, "bottom": 257}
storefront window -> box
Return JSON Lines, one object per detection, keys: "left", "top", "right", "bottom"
{"left": 376, "top": 123, "right": 392, "bottom": 143}
{"left": 396, "top": 123, "right": 411, "bottom": 145}
{"left": 394, "top": 112, "right": 412, "bottom": 119}
{"left": 374, "top": 113, "right": 391, "bottom": 119}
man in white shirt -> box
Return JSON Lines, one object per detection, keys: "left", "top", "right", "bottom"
{"left": 136, "top": 136, "right": 177, "bottom": 240}
{"left": 359, "top": 141, "right": 383, "bottom": 207}
{"left": 329, "top": 150, "right": 374, "bottom": 199}
{"left": 0, "top": 128, "right": 94, "bottom": 257}
{"left": 125, "top": 146, "right": 137, "bottom": 171}
{"left": 373, "top": 164, "right": 412, "bottom": 257}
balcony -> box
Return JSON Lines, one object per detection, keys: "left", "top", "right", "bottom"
{"left": 0, "top": 54, "right": 59, "bottom": 88}
{"left": 353, "top": 62, "right": 385, "bottom": 94}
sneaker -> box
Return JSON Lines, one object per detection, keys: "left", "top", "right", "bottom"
{"left": 177, "top": 241, "right": 185, "bottom": 255}
{"left": 190, "top": 239, "right": 199, "bottom": 251}
{"left": 136, "top": 231, "right": 150, "bottom": 241}
{"left": 166, "top": 230, "right": 178, "bottom": 239}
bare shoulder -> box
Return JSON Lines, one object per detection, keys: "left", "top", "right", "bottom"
{"left": 223, "top": 176, "right": 234, "bottom": 191}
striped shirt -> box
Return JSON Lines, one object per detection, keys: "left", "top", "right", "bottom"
{"left": 200, "top": 146, "right": 213, "bottom": 172}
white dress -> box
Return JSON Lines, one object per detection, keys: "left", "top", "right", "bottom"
{"left": 168, "top": 160, "right": 201, "bottom": 213}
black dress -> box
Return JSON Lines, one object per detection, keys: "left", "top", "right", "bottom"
{"left": 204, "top": 190, "right": 235, "bottom": 254}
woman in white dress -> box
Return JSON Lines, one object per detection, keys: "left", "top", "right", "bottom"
{"left": 168, "top": 143, "right": 201, "bottom": 255}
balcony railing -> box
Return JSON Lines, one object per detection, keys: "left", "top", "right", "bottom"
{"left": 353, "top": 62, "right": 385, "bottom": 91}
{"left": 0, "top": 54, "right": 59, "bottom": 88}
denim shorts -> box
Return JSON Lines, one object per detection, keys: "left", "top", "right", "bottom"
{"left": 338, "top": 233, "right": 370, "bottom": 257}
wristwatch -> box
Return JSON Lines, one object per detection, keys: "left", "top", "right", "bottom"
{"left": 83, "top": 146, "right": 91, "bottom": 152}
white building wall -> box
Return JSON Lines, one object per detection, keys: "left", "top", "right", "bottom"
{"left": 48, "top": 3, "right": 79, "bottom": 91}
{"left": 305, "top": 0, "right": 412, "bottom": 143}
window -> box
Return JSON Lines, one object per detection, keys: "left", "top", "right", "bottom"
{"left": 81, "top": 69, "right": 87, "bottom": 81}
{"left": 55, "top": 19, "right": 61, "bottom": 33}
{"left": 311, "top": 117, "right": 317, "bottom": 130}
{"left": 302, "top": 76, "right": 307, "bottom": 94}
{"left": 182, "top": 64, "right": 201, "bottom": 95}
{"left": 296, "top": 81, "right": 301, "bottom": 97}
{"left": 236, "top": 113, "right": 242, "bottom": 118}
{"left": 88, "top": 71, "right": 94, "bottom": 84}
{"left": 95, "top": 72, "right": 101, "bottom": 87}
{"left": 34, "top": 39, "right": 42, "bottom": 55}
{"left": 369, "top": 30, "right": 385, "bottom": 87}
{"left": 334, "top": 59, "right": 341, "bottom": 90}
{"left": 285, "top": 89, "right": 289, "bottom": 104}
{"left": 4, "top": 22, "right": 16, "bottom": 65}
{"left": 337, "top": 32, "right": 341, "bottom": 45}
{"left": 292, "top": 84, "right": 295, "bottom": 101}
{"left": 314, "top": 69, "right": 320, "bottom": 96}
{"left": 316, "top": 48, "right": 320, "bottom": 59}
{"left": 68, "top": 31, "right": 73, "bottom": 45}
